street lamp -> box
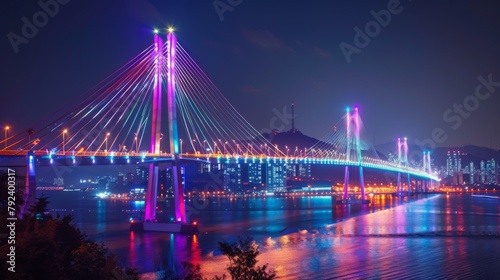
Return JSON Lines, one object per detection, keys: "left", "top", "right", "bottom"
{"left": 105, "top": 132, "right": 110, "bottom": 152}
{"left": 134, "top": 134, "right": 138, "bottom": 153}
{"left": 62, "top": 129, "right": 68, "bottom": 154}
{"left": 4, "top": 126, "right": 10, "bottom": 149}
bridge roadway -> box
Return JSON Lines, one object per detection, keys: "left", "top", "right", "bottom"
{"left": 0, "top": 150, "right": 438, "bottom": 180}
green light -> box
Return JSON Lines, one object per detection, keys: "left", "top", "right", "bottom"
{"left": 153, "top": 28, "right": 159, "bottom": 34}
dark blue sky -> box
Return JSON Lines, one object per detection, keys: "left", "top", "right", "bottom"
{"left": 1, "top": 0, "right": 499, "bottom": 149}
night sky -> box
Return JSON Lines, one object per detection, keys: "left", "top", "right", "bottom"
{"left": 1, "top": 0, "right": 499, "bottom": 149}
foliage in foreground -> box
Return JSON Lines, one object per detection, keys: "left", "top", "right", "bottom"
{"left": 163, "top": 236, "right": 275, "bottom": 280}
{"left": 0, "top": 196, "right": 138, "bottom": 280}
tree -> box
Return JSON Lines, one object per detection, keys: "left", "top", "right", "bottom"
{"left": 218, "top": 236, "right": 275, "bottom": 280}
{"left": 0, "top": 197, "right": 138, "bottom": 280}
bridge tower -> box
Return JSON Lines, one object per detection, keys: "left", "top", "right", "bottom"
{"left": 144, "top": 29, "right": 186, "bottom": 224}
{"left": 397, "top": 138, "right": 402, "bottom": 195}
{"left": 166, "top": 30, "right": 186, "bottom": 223}
{"left": 397, "top": 138, "right": 411, "bottom": 196}
{"left": 144, "top": 31, "right": 163, "bottom": 222}
{"left": 342, "top": 107, "right": 366, "bottom": 202}
{"left": 422, "top": 151, "right": 432, "bottom": 192}
{"left": 403, "top": 137, "right": 411, "bottom": 196}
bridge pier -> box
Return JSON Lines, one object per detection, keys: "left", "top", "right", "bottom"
{"left": 359, "top": 166, "right": 366, "bottom": 202}
{"left": 407, "top": 173, "right": 411, "bottom": 196}
{"left": 173, "top": 156, "right": 186, "bottom": 223}
{"left": 22, "top": 151, "right": 37, "bottom": 217}
{"left": 397, "top": 172, "right": 402, "bottom": 196}
{"left": 144, "top": 163, "right": 159, "bottom": 221}
{"left": 343, "top": 166, "right": 349, "bottom": 200}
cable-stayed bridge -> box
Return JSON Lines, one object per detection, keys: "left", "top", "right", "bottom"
{"left": 0, "top": 30, "right": 438, "bottom": 228}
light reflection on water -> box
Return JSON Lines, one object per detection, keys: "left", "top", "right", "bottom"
{"left": 46, "top": 193, "right": 500, "bottom": 279}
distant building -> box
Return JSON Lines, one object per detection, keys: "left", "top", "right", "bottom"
{"left": 447, "top": 151, "right": 462, "bottom": 185}
{"left": 298, "top": 164, "right": 312, "bottom": 180}
{"left": 248, "top": 163, "right": 263, "bottom": 185}
{"left": 486, "top": 159, "right": 496, "bottom": 184}
{"left": 135, "top": 166, "right": 149, "bottom": 185}
{"left": 224, "top": 162, "right": 242, "bottom": 193}
{"left": 266, "top": 162, "right": 286, "bottom": 191}
{"left": 480, "top": 160, "right": 486, "bottom": 184}
{"left": 469, "top": 162, "right": 474, "bottom": 184}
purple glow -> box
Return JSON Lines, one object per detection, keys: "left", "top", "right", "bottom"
{"left": 145, "top": 33, "right": 163, "bottom": 222}
{"left": 150, "top": 33, "right": 163, "bottom": 154}
{"left": 167, "top": 31, "right": 187, "bottom": 224}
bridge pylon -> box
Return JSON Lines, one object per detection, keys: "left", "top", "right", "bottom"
{"left": 397, "top": 137, "right": 411, "bottom": 196}
{"left": 342, "top": 107, "right": 368, "bottom": 204}
{"left": 422, "top": 151, "right": 432, "bottom": 192}
{"left": 144, "top": 32, "right": 163, "bottom": 222}
{"left": 137, "top": 29, "right": 194, "bottom": 234}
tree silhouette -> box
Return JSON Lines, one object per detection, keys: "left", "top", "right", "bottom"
{"left": 218, "top": 236, "right": 275, "bottom": 280}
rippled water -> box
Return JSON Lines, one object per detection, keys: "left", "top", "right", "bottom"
{"left": 46, "top": 192, "right": 500, "bottom": 279}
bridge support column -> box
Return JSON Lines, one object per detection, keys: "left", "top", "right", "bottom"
{"left": 343, "top": 166, "right": 349, "bottom": 200}
{"left": 397, "top": 172, "right": 401, "bottom": 196}
{"left": 144, "top": 163, "right": 159, "bottom": 221}
{"left": 21, "top": 151, "right": 36, "bottom": 217}
{"left": 407, "top": 174, "right": 411, "bottom": 197}
{"left": 173, "top": 156, "right": 186, "bottom": 223}
{"left": 359, "top": 166, "right": 365, "bottom": 201}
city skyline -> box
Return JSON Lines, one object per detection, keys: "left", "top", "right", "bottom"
{"left": 1, "top": 1, "right": 500, "bottom": 149}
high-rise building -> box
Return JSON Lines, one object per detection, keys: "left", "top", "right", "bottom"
{"left": 266, "top": 162, "right": 286, "bottom": 192}
{"left": 496, "top": 163, "right": 499, "bottom": 185}
{"left": 224, "top": 163, "right": 242, "bottom": 193}
{"left": 486, "top": 159, "right": 496, "bottom": 184}
{"left": 480, "top": 160, "right": 485, "bottom": 184}
{"left": 447, "top": 151, "right": 462, "bottom": 185}
{"left": 135, "top": 166, "right": 149, "bottom": 185}
{"left": 248, "top": 163, "right": 263, "bottom": 185}
{"left": 287, "top": 164, "right": 297, "bottom": 179}
{"left": 446, "top": 151, "right": 453, "bottom": 176}
{"left": 469, "top": 162, "right": 474, "bottom": 184}
{"left": 298, "top": 164, "right": 312, "bottom": 180}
